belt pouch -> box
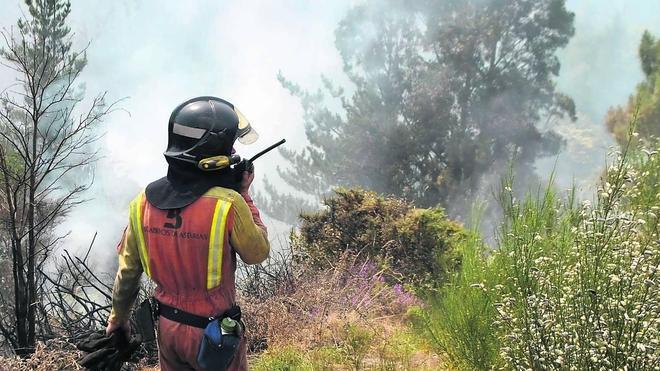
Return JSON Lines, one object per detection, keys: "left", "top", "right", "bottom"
{"left": 197, "top": 318, "right": 241, "bottom": 370}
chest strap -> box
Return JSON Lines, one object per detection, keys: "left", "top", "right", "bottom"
{"left": 154, "top": 300, "right": 241, "bottom": 329}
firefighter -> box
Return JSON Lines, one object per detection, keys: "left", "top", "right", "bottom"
{"left": 105, "top": 96, "right": 270, "bottom": 370}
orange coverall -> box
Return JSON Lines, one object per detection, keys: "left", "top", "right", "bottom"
{"left": 108, "top": 186, "right": 270, "bottom": 370}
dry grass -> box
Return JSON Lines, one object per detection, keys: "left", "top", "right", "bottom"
{"left": 0, "top": 250, "right": 438, "bottom": 370}
{"left": 241, "top": 253, "right": 416, "bottom": 353}
{"left": 0, "top": 340, "right": 82, "bottom": 371}
{"left": 0, "top": 339, "right": 160, "bottom": 371}
{"left": 238, "top": 253, "right": 444, "bottom": 369}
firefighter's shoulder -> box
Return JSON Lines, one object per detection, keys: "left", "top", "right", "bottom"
{"left": 203, "top": 186, "right": 245, "bottom": 205}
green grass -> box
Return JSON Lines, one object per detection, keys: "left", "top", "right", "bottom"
{"left": 251, "top": 322, "right": 436, "bottom": 371}
{"left": 410, "top": 227, "right": 501, "bottom": 370}
{"left": 251, "top": 346, "right": 314, "bottom": 371}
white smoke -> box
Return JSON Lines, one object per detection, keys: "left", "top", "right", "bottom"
{"left": 2, "top": 0, "right": 659, "bottom": 266}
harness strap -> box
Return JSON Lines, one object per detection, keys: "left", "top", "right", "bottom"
{"left": 154, "top": 300, "right": 241, "bottom": 329}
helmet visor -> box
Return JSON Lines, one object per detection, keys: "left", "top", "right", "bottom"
{"left": 234, "top": 108, "right": 259, "bottom": 144}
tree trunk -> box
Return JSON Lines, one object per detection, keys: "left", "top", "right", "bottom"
{"left": 25, "top": 108, "right": 39, "bottom": 353}
{"left": 12, "top": 238, "right": 29, "bottom": 356}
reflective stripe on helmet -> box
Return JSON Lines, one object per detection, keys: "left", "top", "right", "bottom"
{"left": 207, "top": 199, "right": 232, "bottom": 289}
{"left": 130, "top": 193, "right": 152, "bottom": 277}
{"left": 172, "top": 123, "right": 206, "bottom": 139}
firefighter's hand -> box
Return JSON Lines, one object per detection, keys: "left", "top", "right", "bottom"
{"left": 239, "top": 170, "right": 254, "bottom": 194}
{"left": 106, "top": 319, "right": 131, "bottom": 337}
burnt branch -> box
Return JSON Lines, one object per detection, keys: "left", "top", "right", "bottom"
{"left": 38, "top": 233, "right": 113, "bottom": 339}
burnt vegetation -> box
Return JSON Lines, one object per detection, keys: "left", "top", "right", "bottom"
{"left": 0, "top": 0, "right": 118, "bottom": 356}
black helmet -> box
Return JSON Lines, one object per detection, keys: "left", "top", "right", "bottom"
{"left": 164, "top": 96, "right": 258, "bottom": 168}
{"left": 145, "top": 96, "right": 258, "bottom": 210}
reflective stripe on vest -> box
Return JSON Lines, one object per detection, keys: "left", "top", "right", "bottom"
{"left": 130, "top": 193, "right": 151, "bottom": 277}
{"left": 207, "top": 199, "right": 232, "bottom": 289}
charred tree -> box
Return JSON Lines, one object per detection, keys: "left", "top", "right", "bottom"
{"left": 0, "top": 0, "right": 116, "bottom": 355}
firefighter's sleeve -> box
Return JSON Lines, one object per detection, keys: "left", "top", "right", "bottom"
{"left": 230, "top": 193, "right": 270, "bottom": 264}
{"left": 108, "top": 225, "right": 143, "bottom": 324}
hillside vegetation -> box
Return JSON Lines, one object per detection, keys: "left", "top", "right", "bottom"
{"left": 412, "top": 138, "right": 660, "bottom": 369}
{"left": 2, "top": 139, "right": 658, "bottom": 370}
{"left": 243, "top": 189, "right": 461, "bottom": 370}
{"left": 247, "top": 140, "right": 659, "bottom": 370}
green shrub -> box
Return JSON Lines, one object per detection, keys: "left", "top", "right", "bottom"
{"left": 492, "top": 141, "right": 659, "bottom": 369}
{"left": 410, "top": 229, "right": 501, "bottom": 370}
{"left": 308, "top": 346, "right": 344, "bottom": 370}
{"left": 375, "top": 325, "right": 428, "bottom": 371}
{"left": 294, "top": 188, "right": 464, "bottom": 287}
{"left": 334, "top": 322, "right": 437, "bottom": 371}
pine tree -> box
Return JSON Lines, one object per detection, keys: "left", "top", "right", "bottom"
{"left": 263, "top": 0, "right": 575, "bottom": 223}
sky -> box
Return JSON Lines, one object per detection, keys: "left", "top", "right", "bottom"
{"left": 0, "top": 0, "right": 659, "bottom": 265}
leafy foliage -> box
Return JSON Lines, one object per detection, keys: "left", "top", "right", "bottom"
{"left": 265, "top": 0, "right": 576, "bottom": 222}
{"left": 606, "top": 30, "right": 660, "bottom": 144}
{"left": 293, "top": 188, "right": 464, "bottom": 287}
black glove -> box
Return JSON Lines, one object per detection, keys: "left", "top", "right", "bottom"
{"left": 232, "top": 159, "right": 254, "bottom": 182}
{"left": 77, "top": 331, "right": 112, "bottom": 352}
{"left": 77, "top": 330, "right": 142, "bottom": 371}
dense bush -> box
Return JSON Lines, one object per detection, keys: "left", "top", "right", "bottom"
{"left": 494, "top": 141, "right": 659, "bottom": 370}
{"left": 294, "top": 188, "right": 464, "bottom": 287}
{"left": 415, "top": 139, "right": 660, "bottom": 370}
